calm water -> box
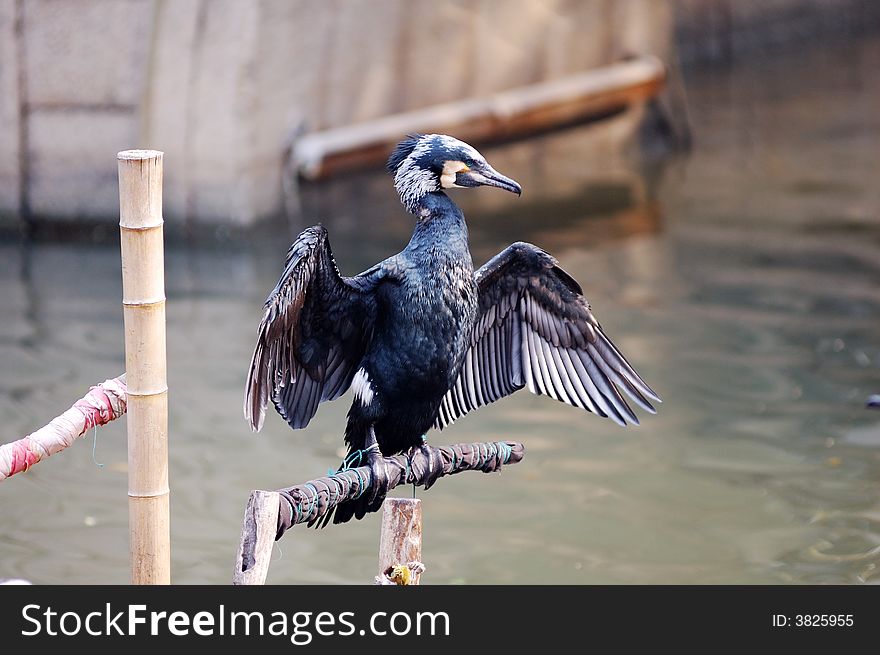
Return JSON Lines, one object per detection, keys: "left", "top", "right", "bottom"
{"left": 2, "top": 35, "right": 879, "bottom": 585}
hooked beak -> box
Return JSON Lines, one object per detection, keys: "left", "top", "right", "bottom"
{"left": 456, "top": 164, "right": 522, "bottom": 196}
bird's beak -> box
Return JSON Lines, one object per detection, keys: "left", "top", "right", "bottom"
{"left": 456, "top": 164, "right": 522, "bottom": 196}
{"left": 867, "top": 394, "right": 880, "bottom": 409}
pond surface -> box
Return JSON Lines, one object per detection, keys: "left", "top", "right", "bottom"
{"left": 1, "top": 34, "right": 879, "bottom": 584}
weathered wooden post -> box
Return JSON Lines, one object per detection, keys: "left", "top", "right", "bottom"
{"left": 233, "top": 490, "right": 281, "bottom": 586}
{"left": 118, "top": 149, "right": 171, "bottom": 584}
{"left": 377, "top": 498, "right": 423, "bottom": 585}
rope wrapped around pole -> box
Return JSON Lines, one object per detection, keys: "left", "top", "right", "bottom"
{"left": 275, "top": 440, "right": 524, "bottom": 538}
{"left": 0, "top": 375, "right": 127, "bottom": 481}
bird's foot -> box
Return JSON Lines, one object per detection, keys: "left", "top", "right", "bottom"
{"left": 364, "top": 427, "right": 389, "bottom": 507}
{"left": 409, "top": 441, "right": 443, "bottom": 491}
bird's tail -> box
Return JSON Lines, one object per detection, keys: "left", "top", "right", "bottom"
{"left": 329, "top": 487, "right": 386, "bottom": 526}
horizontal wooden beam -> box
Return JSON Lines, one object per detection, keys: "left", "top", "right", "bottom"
{"left": 233, "top": 440, "right": 524, "bottom": 584}
{"left": 292, "top": 55, "right": 665, "bottom": 179}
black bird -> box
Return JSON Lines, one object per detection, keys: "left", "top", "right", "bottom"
{"left": 245, "top": 133, "right": 660, "bottom": 525}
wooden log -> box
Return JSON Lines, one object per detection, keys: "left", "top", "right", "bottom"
{"left": 292, "top": 55, "right": 665, "bottom": 179}
{"left": 118, "top": 149, "right": 170, "bottom": 585}
{"left": 377, "top": 498, "right": 423, "bottom": 585}
{"left": 275, "top": 441, "right": 523, "bottom": 533}
{"left": 233, "top": 440, "right": 523, "bottom": 584}
{"left": 233, "top": 490, "right": 282, "bottom": 586}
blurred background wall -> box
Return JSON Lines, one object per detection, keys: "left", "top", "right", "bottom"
{"left": 0, "top": 0, "right": 876, "bottom": 227}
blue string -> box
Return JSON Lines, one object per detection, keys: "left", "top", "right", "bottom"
{"left": 91, "top": 427, "right": 104, "bottom": 468}
{"left": 495, "top": 441, "right": 512, "bottom": 464}
{"left": 353, "top": 467, "right": 369, "bottom": 499}
{"left": 323, "top": 477, "right": 338, "bottom": 507}
{"left": 337, "top": 445, "right": 379, "bottom": 500}
{"left": 342, "top": 449, "right": 363, "bottom": 470}
{"left": 302, "top": 483, "right": 319, "bottom": 518}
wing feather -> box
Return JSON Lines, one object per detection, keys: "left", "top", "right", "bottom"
{"left": 433, "top": 242, "right": 659, "bottom": 430}
{"left": 244, "top": 225, "right": 379, "bottom": 432}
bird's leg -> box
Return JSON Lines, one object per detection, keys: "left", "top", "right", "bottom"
{"left": 409, "top": 435, "right": 420, "bottom": 498}
{"left": 412, "top": 434, "right": 428, "bottom": 497}
{"left": 410, "top": 434, "right": 443, "bottom": 491}
{"left": 364, "top": 425, "right": 388, "bottom": 506}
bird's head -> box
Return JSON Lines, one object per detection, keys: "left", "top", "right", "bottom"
{"left": 387, "top": 134, "right": 521, "bottom": 213}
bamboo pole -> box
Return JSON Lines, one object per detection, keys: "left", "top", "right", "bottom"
{"left": 377, "top": 498, "right": 423, "bottom": 585}
{"left": 118, "top": 149, "right": 170, "bottom": 585}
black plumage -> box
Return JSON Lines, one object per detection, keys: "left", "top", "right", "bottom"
{"left": 245, "top": 133, "right": 660, "bottom": 525}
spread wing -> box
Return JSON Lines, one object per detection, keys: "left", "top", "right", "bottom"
{"left": 245, "top": 225, "right": 379, "bottom": 431}
{"left": 434, "top": 242, "right": 660, "bottom": 430}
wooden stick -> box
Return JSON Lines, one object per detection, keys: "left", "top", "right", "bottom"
{"left": 293, "top": 55, "right": 665, "bottom": 179}
{"left": 118, "top": 149, "right": 170, "bottom": 585}
{"left": 276, "top": 441, "right": 523, "bottom": 533}
{"left": 233, "top": 490, "right": 282, "bottom": 586}
{"left": 377, "top": 498, "right": 423, "bottom": 585}
{"left": 0, "top": 375, "right": 127, "bottom": 481}
{"left": 234, "top": 440, "right": 523, "bottom": 584}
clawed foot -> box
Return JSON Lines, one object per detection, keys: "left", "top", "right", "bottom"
{"left": 410, "top": 441, "right": 443, "bottom": 491}
{"left": 364, "top": 427, "right": 389, "bottom": 506}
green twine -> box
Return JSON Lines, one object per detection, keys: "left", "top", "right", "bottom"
{"left": 339, "top": 444, "right": 380, "bottom": 500}
{"left": 302, "top": 483, "right": 319, "bottom": 518}
{"left": 320, "top": 478, "right": 337, "bottom": 508}
{"left": 91, "top": 427, "right": 104, "bottom": 468}
{"left": 495, "top": 441, "right": 513, "bottom": 464}
{"left": 352, "top": 467, "right": 369, "bottom": 499}
{"left": 342, "top": 448, "right": 364, "bottom": 469}
{"left": 476, "top": 443, "right": 487, "bottom": 468}
{"left": 327, "top": 448, "right": 365, "bottom": 500}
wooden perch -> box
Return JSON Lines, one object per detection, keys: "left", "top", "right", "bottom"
{"left": 233, "top": 440, "right": 524, "bottom": 585}
{"left": 0, "top": 375, "right": 127, "bottom": 481}
{"left": 292, "top": 55, "right": 665, "bottom": 179}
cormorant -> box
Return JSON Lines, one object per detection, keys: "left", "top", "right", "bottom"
{"left": 245, "top": 133, "right": 660, "bottom": 525}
